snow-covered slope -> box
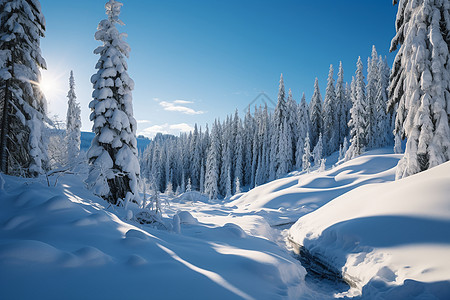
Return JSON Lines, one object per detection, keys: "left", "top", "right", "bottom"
{"left": 230, "top": 149, "right": 401, "bottom": 228}
{"left": 0, "top": 174, "right": 310, "bottom": 300}
{"left": 229, "top": 149, "right": 450, "bottom": 298}
{"left": 288, "top": 160, "right": 450, "bottom": 298}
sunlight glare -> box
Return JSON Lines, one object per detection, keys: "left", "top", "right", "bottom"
{"left": 39, "top": 70, "right": 66, "bottom": 101}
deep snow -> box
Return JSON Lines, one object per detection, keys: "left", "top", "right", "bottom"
{"left": 0, "top": 148, "right": 449, "bottom": 299}
{"left": 0, "top": 173, "right": 310, "bottom": 299}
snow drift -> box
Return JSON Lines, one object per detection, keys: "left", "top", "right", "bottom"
{"left": 289, "top": 160, "right": 450, "bottom": 298}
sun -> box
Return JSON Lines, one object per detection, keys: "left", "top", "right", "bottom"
{"left": 39, "top": 70, "right": 66, "bottom": 101}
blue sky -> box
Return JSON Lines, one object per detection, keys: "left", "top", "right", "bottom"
{"left": 39, "top": 0, "right": 398, "bottom": 137}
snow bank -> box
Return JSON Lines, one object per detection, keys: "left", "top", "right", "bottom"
{"left": 289, "top": 160, "right": 450, "bottom": 298}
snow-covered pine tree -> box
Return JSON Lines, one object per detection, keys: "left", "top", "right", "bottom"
{"left": 295, "top": 93, "right": 310, "bottom": 169}
{"left": 302, "top": 133, "right": 312, "bottom": 173}
{"left": 225, "top": 167, "right": 232, "bottom": 199}
{"left": 342, "top": 136, "right": 349, "bottom": 159}
{"left": 180, "top": 172, "right": 186, "bottom": 193}
{"left": 0, "top": 0, "right": 48, "bottom": 176}
{"left": 199, "top": 158, "right": 205, "bottom": 194}
{"left": 323, "top": 64, "right": 337, "bottom": 156}
{"left": 346, "top": 57, "right": 369, "bottom": 160}
{"left": 313, "top": 132, "right": 323, "bottom": 166}
{"left": 310, "top": 78, "right": 323, "bottom": 147}
{"left": 186, "top": 177, "right": 192, "bottom": 192}
{"left": 243, "top": 107, "right": 253, "bottom": 186}
{"left": 234, "top": 176, "right": 241, "bottom": 194}
{"left": 66, "top": 71, "right": 81, "bottom": 167}
{"left": 87, "top": 0, "right": 140, "bottom": 205}
{"left": 319, "top": 158, "right": 326, "bottom": 172}
{"left": 388, "top": 0, "right": 450, "bottom": 179}
{"left": 394, "top": 133, "right": 402, "bottom": 154}
{"left": 204, "top": 121, "right": 220, "bottom": 200}
{"left": 336, "top": 62, "right": 348, "bottom": 146}
{"left": 286, "top": 88, "right": 298, "bottom": 166}
{"left": 338, "top": 144, "right": 343, "bottom": 161}
{"left": 190, "top": 123, "right": 201, "bottom": 190}
{"left": 375, "top": 56, "right": 391, "bottom": 147}
{"left": 234, "top": 116, "right": 244, "bottom": 188}
{"left": 273, "top": 73, "right": 287, "bottom": 177}
{"left": 366, "top": 45, "right": 379, "bottom": 148}
{"left": 220, "top": 116, "right": 232, "bottom": 195}
{"left": 276, "top": 118, "right": 291, "bottom": 178}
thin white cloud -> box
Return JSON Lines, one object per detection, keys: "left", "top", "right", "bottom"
{"left": 173, "top": 99, "right": 194, "bottom": 104}
{"left": 138, "top": 123, "right": 194, "bottom": 138}
{"left": 137, "top": 119, "right": 152, "bottom": 124}
{"left": 159, "top": 101, "right": 205, "bottom": 115}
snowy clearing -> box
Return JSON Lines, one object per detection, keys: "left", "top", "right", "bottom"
{"left": 0, "top": 149, "right": 449, "bottom": 299}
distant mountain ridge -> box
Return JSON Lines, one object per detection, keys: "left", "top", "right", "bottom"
{"left": 80, "top": 131, "right": 151, "bottom": 153}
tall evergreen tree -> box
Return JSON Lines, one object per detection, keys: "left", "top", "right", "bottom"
{"left": 310, "top": 78, "right": 323, "bottom": 147}
{"left": 389, "top": 0, "right": 450, "bottom": 179}
{"left": 335, "top": 62, "right": 348, "bottom": 146}
{"left": 313, "top": 133, "right": 323, "bottom": 166}
{"left": 87, "top": 0, "right": 140, "bottom": 205}
{"left": 302, "top": 133, "right": 312, "bottom": 173}
{"left": 323, "top": 64, "right": 337, "bottom": 155}
{"left": 366, "top": 45, "right": 379, "bottom": 148}
{"left": 347, "top": 57, "right": 369, "bottom": 159}
{"left": 374, "top": 56, "right": 391, "bottom": 147}
{"left": 0, "top": 0, "right": 48, "bottom": 176}
{"left": 295, "top": 93, "right": 310, "bottom": 169}
{"left": 66, "top": 71, "right": 81, "bottom": 166}
{"left": 286, "top": 88, "right": 298, "bottom": 165}
{"left": 204, "top": 120, "right": 220, "bottom": 200}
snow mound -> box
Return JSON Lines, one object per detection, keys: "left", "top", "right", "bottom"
{"left": 172, "top": 191, "right": 209, "bottom": 203}
{"left": 289, "top": 160, "right": 450, "bottom": 298}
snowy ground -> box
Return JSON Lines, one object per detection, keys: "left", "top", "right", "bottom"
{"left": 1, "top": 149, "right": 449, "bottom": 299}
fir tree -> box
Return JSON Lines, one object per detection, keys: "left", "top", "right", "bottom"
{"left": 335, "top": 61, "right": 348, "bottom": 146}
{"left": 234, "top": 176, "right": 241, "bottom": 194}
{"left": 87, "top": 0, "right": 140, "bottom": 205}
{"left": 310, "top": 78, "right": 323, "bottom": 147}
{"left": 313, "top": 133, "right": 323, "bottom": 166}
{"left": 323, "top": 64, "right": 337, "bottom": 155}
{"left": 366, "top": 45, "right": 379, "bottom": 148}
{"left": 204, "top": 121, "right": 220, "bottom": 200}
{"left": 302, "top": 133, "right": 312, "bottom": 173}
{"left": 186, "top": 177, "right": 192, "bottom": 192}
{"left": 0, "top": 0, "right": 48, "bottom": 176}
{"left": 199, "top": 159, "right": 205, "bottom": 193}
{"left": 389, "top": 0, "right": 450, "bottom": 179}
{"left": 295, "top": 93, "right": 310, "bottom": 170}
{"left": 66, "top": 71, "right": 81, "bottom": 167}
{"left": 347, "top": 57, "right": 369, "bottom": 159}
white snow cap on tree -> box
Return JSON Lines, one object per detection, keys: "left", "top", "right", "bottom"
{"left": 87, "top": 0, "right": 140, "bottom": 205}
{"left": 389, "top": 0, "right": 450, "bottom": 179}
